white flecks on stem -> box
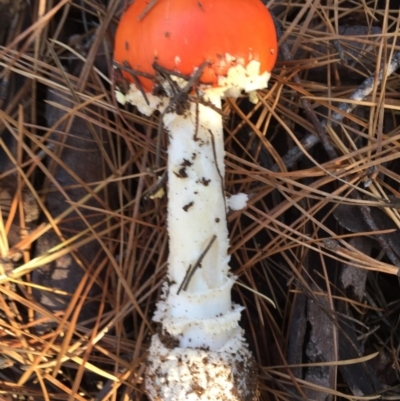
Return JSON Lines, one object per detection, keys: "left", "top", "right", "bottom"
{"left": 228, "top": 193, "right": 249, "bottom": 211}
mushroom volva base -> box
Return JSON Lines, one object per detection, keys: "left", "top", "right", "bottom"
{"left": 146, "top": 332, "right": 258, "bottom": 401}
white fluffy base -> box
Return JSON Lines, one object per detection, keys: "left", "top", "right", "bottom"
{"left": 146, "top": 331, "right": 258, "bottom": 401}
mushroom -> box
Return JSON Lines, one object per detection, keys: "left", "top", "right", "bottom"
{"left": 114, "top": 0, "right": 277, "bottom": 400}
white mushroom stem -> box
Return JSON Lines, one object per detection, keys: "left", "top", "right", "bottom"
{"left": 118, "top": 60, "right": 270, "bottom": 400}
{"left": 147, "top": 94, "right": 256, "bottom": 401}
{"left": 166, "top": 94, "right": 228, "bottom": 292}
{"left": 158, "top": 93, "right": 240, "bottom": 350}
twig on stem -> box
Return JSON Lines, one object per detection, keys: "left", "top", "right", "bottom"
{"left": 177, "top": 235, "right": 217, "bottom": 294}
{"left": 152, "top": 61, "right": 210, "bottom": 168}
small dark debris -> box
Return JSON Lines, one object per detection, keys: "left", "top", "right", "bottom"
{"left": 199, "top": 177, "right": 210, "bottom": 186}
{"left": 191, "top": 383, "right": 205, "bottom": 396}
{"left": 173, "top": 167, "right": 188, "bottom": 178}
{"left": 158, "top": 329, "right": 180, "bottom": 349}
{"left": 183, "top": 201, "right": 194, "bottom": 212}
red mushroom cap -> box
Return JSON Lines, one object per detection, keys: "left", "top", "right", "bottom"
{"left": 114, "top": 0, "right": 277, "bottom": 92}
